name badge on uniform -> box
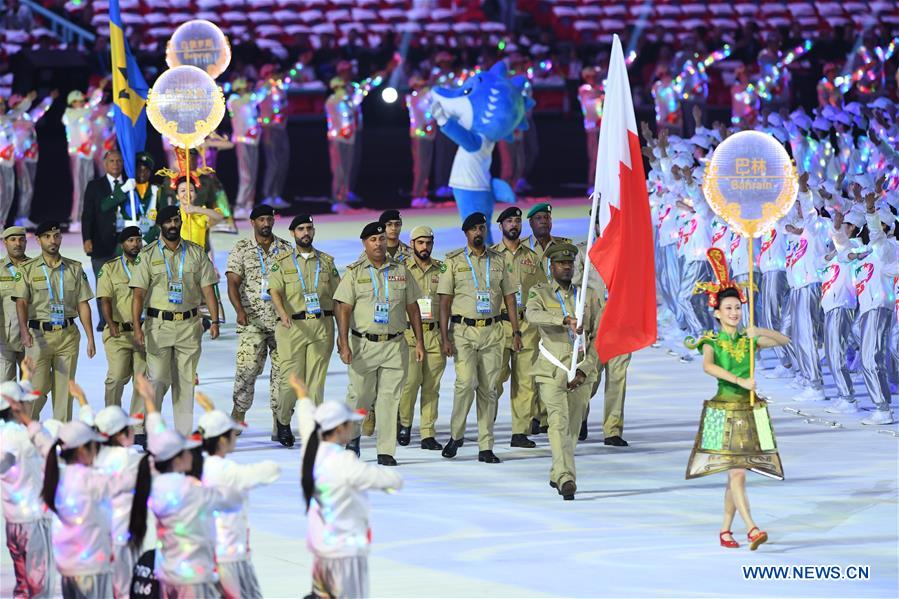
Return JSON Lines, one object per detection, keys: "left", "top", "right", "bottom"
{"left": 260, "top": 278, "right": 272, "bottom": 301}
{"left": 49, "top": 302, "right": 66, "bottom": 327}
{"left": 304, "top": 292, "right": 321, "bottom": 314}
{"left": 374, "top": 301, "right": 389, "bottom": 324}
{"left": 476, "top": 291, "right": 491, "bottom": 314}
{"left": 168, "top": 281, "right": 184, "bottom": 305}
{"left": 515, "top": 284, "right": 523, "bottom": 308}
{"left": 417, "top": 296, "right": 433, "bottom": 320}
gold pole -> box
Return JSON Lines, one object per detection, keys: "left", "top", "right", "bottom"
{"left": 186, "top": 146, "right": 192, "bottom": 209}
{"left": 748, "top": 235, "right": 755, "bottom": 406}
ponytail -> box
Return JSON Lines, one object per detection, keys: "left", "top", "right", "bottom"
{"left": 301, "top": 424, "right": 321, "bottom": 512}
{"left": 40, "top": 440, "right": 62, "bottom": 514}
{"left": 128, "top": 453, "right": 152, "bottom": 550}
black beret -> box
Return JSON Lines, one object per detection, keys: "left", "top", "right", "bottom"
{"left": 378, "top": 209, "right": 401, "bottom": 224}
{"left": 35, "top": 222, "right": 62, "bottom": 236}
{"left": 250, "top": 205, "right": 275, "bottom": 220}
{"left": 118, "top": 226, "right": 142, "bottom": 243}
{"left": 360, "top": 221, "right": 385, "bottom": 239}
{"left": 461, "top": 212, "right": 487, "bottom": 231}
{"left": 496, "top": 206, "right": 522, "bottom": 223}
{"left": 289, "top": 214, "right": 313, "bottom": 230}
{"left": 155, "top": 204, "right": 181, "bottom": 225}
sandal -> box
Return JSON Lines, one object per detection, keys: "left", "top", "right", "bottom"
{"left": 719, "top": 531, "right": 739, "bottom": 548}
{"left": 747, "top": 527, "right": 768, "bottom": 551}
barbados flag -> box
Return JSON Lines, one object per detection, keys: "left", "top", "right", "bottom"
{"left": 109, "top": 0, "right": 149, "bottom": 179}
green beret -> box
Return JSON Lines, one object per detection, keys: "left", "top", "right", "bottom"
{"left": 545, "top": 243, "right": 579, "bottom": 263}
{"left": 526, "top": 203, "right": 552, "bottom": 219}
{"left": 136, "top": 152, "right": 155, "bottom": 170}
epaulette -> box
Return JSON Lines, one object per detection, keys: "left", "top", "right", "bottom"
{"left": 444, "top": 248, "right": 465, "bottom": 259}
{"left": 346, "top": 257, "right": 367, "bottom": 270}
{"left": 555, "top": 236, "right": 572, "bottom": 244}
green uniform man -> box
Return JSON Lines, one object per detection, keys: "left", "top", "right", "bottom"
{"left": 492, "top": 206, "right": 545, "bottom": 448}
{"left": 130, "top": 205, "right": 219, "bottom": 434}
{"left": 13, "top": 222, "right": 96, "bottom": 420}
{"left": 1, "top": 227, "right": 30, "bottom": 382}
{"left": 438, "top": 212, "right": 521, "bottom": 464}
{"left": 334, "top": 221, "right": 425, "bottom": 466}
{"left": 225, "top": 204, "right": 294, "bottom": 444}
{"left": 96, "top": 226, "right": 148, "bottom": 423}
{"left": 397, "top": 225, "right": 447, "bottom": 451}
{"left": 526, "top": 243, "right": 600, "bottom": 500}
{"left": 574, "top": 239, "right": 632, "bottom": 446}
{"left": 269, "top": 214, "right": 340, "bottom": 442}
{"left": 520, "top": 202, "right": 571, "bottom": 431}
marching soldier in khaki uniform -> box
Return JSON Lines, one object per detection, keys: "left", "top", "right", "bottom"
{"left": 492, "top": 206, "right": 544, "bottom": 448}
{"left": 130, "top": 205, "right": 219, "bottom": 434}
{"left": 379, "top": 209, "right": 413, "bottom": 260}
{"left": 225, "top": 205, "right": 294, "bottom": 444}
{"left": 1, "top": 226, "right": 29, "bottom": 382}
{"left": 96, "top": 226, "right": 148, "bottom": 427}
{"left": 574, "top": 239, "right": 632, "bottom": 446}
{"left": 269, "top": 214, "right": 340, "bottom": 440}
{"left": 397, "top": 225, "right": 446, "bottom": 450}
{"left": 438, "top": 212, "right": 521, "bottom": 464}
{"left": 526, "top": 243, "right": 600, "bottom": 500}
{"left": 13, "top": 222, "right": 95, "bottom": 420}
{"left": 520, "top": 202, "right": 571, "bottom": 432}
{"left": 334, "top": 221, "right": 425, "bottom": 466}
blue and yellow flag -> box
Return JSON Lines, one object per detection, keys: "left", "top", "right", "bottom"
{"left": 109, "top": 0, "right": 149, "bottom": 179}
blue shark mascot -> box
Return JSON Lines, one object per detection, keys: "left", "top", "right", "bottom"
{"left": 430, "top": 62, "right": 534, "bottom": 241}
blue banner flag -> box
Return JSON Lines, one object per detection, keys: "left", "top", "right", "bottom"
{"left": 108, "top": 0, "right": 149, "bottom": 179}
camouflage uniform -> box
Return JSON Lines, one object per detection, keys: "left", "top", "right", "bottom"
{"left": 225, "top": 235, "right": 293, "bottom": 427}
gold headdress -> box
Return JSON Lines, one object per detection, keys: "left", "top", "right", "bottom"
{"left": 692, "top": 248, "right": 750, "bottom": 307}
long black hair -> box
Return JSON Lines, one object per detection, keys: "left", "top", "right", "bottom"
{"left": 128, "top": 451, "right": 186, "bottom": 550}
{"left": 104, "top": 426, "right": 131, "bottom": 447}
{"left": 301, "top": 424, "right": 322, "bottom": 512}
{"left": 0, "top": 407, "right": 11, "bottom": 422}
{"left": 41, "top": 441, "right": 95, "bottom": 514}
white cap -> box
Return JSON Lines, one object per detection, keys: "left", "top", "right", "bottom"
{"left": 844, "top": 207, "right": 867, "bottom": 228}
{"left": 197, "top": 410, "right": 244, "bottom": 439}
{"left": 0, "top": 381, "right": 23, "bottom": 410}
{"left": 94, "top": 406, "right": 141, "bottom": 437}
{"left": 149, "top": 429, "right": 201, "bottom": 462}
{"left": 43, "top": 419, "right": 64, "bottom": 440}
{"left": 792, "top": 113, "right": 813, "bottom": 131}
{"left": 812, "top": 117, "right": 831, "bottom": 132}
{"left": 314, "top": 401, "right": 364, "bottom": 432}
{"left": 844, "top": 102, "right": 862, "bottom": 116}
{"left": 876, "top": 205, "right": 896, "bottom": 227}
{"left": 58, "top": 421, "right": 106, "bottom": 450}
{"left": 767, "top": 112, "right": 783, "bottom": 128}
{"left": 871, "top": 97, "right": 893, "bottom": 110}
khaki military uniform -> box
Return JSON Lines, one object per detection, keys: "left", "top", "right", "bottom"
{"left": 12, "top": 255, "right": 93, "bottom": 420}
{"left": 574, "top": 242, "right": 631, "bottom": 437}
{"left": 491, "top": 240, "right": 545, "bottom": 436}
{"left": 96, "top": 256, "right": 148, "bottom": 420}
{"left": 526, "top": 280, "right": 600, "bottom": 487}
{"left": 357, "top": 240, "right": 412, "bottom": 262}
{"left": 399, "top": 256, "right": 446, "bottom": 439}
{"left": 0, "top": 255, "right": 28, "bottom": 382}
{"left": 225, "top": 235, "right": 293, "bottom": 426}
{"left": 129, "top": 239, "right": 217, "bottom": 434}
{"left": 521, "top": 234, "right": 572, "bottom": 425}
{"left": 437, "top": 246, "right": 515, "bottom": 450}
{"left": 334, "top": 256, "right": 421, "bottom": 456}
{"left": 268, "top": 246, "right": 340, "bottom": 420}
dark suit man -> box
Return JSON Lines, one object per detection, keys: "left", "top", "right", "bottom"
{"left": 82, "top": 149, "right": 126, "bottom": 330}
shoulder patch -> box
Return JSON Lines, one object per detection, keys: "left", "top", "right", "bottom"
{"left": 528, "top": 290, "right": 537, "bottom": 299}
{"left": 13, "top": 272, "right": 21, "bottom": 282}
{"left": 82, "top": 272, "right": 88, "bottom": 280}
{"left": 332, "top": 267, "right": 339, "bottom": 276}
{"left": 271, "top": 263, "right": 279, "bottom": 272}
{"left": 97, "top": 268, "right": 103, "bottom": 278}
{"left": 439, "top": 262, "right": 447, "bottom": 273}
{"left": 134, "top": 255, "right": 141, "bottom": 265}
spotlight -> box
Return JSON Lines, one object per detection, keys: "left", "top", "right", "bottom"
{"left": 381, "top": 87, "right": 398, "bottom": 104}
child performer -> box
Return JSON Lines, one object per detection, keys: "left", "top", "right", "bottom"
{"left": 198, "top": 399, "right": 280, "bottom": 599}
{"left": 128, "top": 377, "right": 243, "bottom": 598}
{"left": 1, "top": 377, "right": 56, "bottom": 597}
{"left": 685, "top": 249, "right": 790, "bottom": 550}
{"left": 293, "top": 374, "right": 403, "bottom": 598}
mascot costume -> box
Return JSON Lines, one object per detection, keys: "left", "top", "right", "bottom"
{"left": 430, "top": 62, "right": 534, "bottom": 242}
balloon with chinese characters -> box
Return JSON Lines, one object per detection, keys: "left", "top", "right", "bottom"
{"left": 146, "top": 66, "right": 225, "bottom": 149}
{"left": 702, "top": 131, "right": 798, "bottom": 238}
{"left": 166, "top": 20, "right": 231, "bottom": 79}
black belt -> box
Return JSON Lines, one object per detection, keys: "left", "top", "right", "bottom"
{"left": 113, "top": 322, "right": 135, "bottom": 332}
{"left": 410, "top": 322, "right": 437, "bottom": 331}
{"left": 28, "top": 318, "right": 75, "bottom": 331}
{"left": 146, "top": 308, "right": 198, "bottom": 321}
{"left": 291, "top": 310, "right": 334, "bottom": 321}
{"left": 451, "top": 315, "right": 497, "bottom": 327}
{"left": 351, "top": 330, "right": 400, "bottom": 342}
{"left": 499, "top": 309, "right": 526, "bottom": 322}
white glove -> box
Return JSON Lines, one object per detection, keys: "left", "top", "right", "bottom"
{"left": 431, "top": 101, "right": 448, "bottom": 126}
{"left": 120, "top": 179, "right": 136, "bottom": 193}
{"left": 78, "top": 404, "right": 95, "bottom": 427}
{"left": 257, "top": 460, "right": 281, "bottom": 484}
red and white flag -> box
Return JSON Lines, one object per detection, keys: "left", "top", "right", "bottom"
{"left": 587, "top": 34, "right": 657, "bottom": 363}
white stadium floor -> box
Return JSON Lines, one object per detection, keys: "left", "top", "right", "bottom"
{"left": 2, "top": 200, "right": 897, "bottom": 597}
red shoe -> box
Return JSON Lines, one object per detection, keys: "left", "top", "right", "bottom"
{"left": 747, "top": 527, "right": 768, "bottom": 551}
{"left": 719, "top": 531, "right": 739, "bottom": 548}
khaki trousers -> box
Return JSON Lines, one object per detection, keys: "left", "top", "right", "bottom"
{"left": 494, "top": 318, "right": 538, "bottom": 435}
{"left": 102, "top": 328, "right": 148, "bottom": 427}
{"left": 145, "top": 317, "right": 203, "bottom": 434}
{"left": 449, "top": 323, "right": 504, "bottom": 450}
{"left": 537, "top": 376, "right": 592, "bottom": 486}
{"left": 27, "top": 326, "right": 80, "bottom": 421}
{"left": 275, "top": 319, "right": 334, "bottom": 424}
{"left": 399, "top": 339, "right": 446, "bottom": 439}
